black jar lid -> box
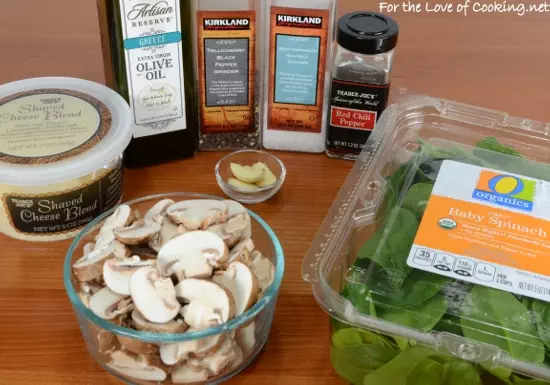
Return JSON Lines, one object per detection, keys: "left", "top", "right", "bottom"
{"left": 337, "top": 12, "right": 399, "bottom": 55}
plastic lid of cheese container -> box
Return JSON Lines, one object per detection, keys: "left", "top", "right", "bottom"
{"left": 0, "top": 77, "right": 132, "bottom": 186}
{"left": 304, "top": 94, "right": 550, "bottom": 383}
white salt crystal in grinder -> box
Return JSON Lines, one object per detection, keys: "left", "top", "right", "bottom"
{"left": 261, "top": 0, "right": 337, "bottom": 153}
{"left": 326, "top": 12, "right": 399, "bottom": 160}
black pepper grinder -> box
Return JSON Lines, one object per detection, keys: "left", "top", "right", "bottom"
{"left": 325, "top": 12, "right": 399, "bottom": 160}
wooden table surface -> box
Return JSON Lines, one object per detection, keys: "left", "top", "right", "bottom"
{"left": 1, "top": 1, "right": 550, "bottom": 385}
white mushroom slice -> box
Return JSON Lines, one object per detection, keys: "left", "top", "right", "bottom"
{"left": 171, "top": 363, "right": 210, "bottom": 384}
{"left": 78, "top": 292, "right": 92, "bottom": 308}
{"left": 175, "top": 279, "right": 235, "bottom": 329}
{"left": 213, "top": 262, "right": 259, "bottom": 317}
{"left": 103, "top": 257, "right": 156, "bottom": 295}
{"left": 73, "top": 244, "right": 116, "bottom": 282}
{"left": 149, "top": 216, "right": 180, "bottom": 252}
{"left": 228, "top": 238, "right": 255, "bottom": 265}
{"left": 114, "top": 219, "right": 162, "bottom": 245}
{"left": 130, "top": 267, "right": 181, "bottom": 324}
{"left": 191, "top": 338, "right": 237, "bottom": 376}
{"left": 113, "top": 240, "right": 132, "bottom": 259}
{"left": 236, "top": 321, "right": 256, "bottom": 356}
{"left": 83, "top": 242, "right": 95, "bottom": 255}
{"left": 144, "top": 198, "right": 175, "bottom": 222}
{"left": 90, "top": 287, "right": 130, "bottom": 320}
{"left": 206, "top": 214, "right": 249, "bottom": 248}
{"left": 107, "top": 350, "right": 167, "bottom": 382}
{"left": 166, "top": 200, "right": 228, "bottom": 230}
{"left": 229, "top": 345, "right": 244, "bottom": 371}
{"left": 117, "top": 335, "right": 159, "bottom": 355}
{"left": 225, "top": 200, "right": 252, "bottom": 239}
{"left": 80, "top": 281, "right": 103, "bottom": 295}
{"left": 160, "top": 332, "right": 225, "bottom": 366}
{"left": 251, "top": 257, "right": 276, "bottom": 293}
{"left": 157, "top": 231, "right": 228, "bottom": 279}
{"left": 131, "top": 310, "right": 187, "bottom": 333}
{"left": 95, "top": 205, "right": 136, "bottom": 247}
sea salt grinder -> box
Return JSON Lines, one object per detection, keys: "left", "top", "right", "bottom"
{"left": 326, "top": 12, "right": 399, "bottom": 160}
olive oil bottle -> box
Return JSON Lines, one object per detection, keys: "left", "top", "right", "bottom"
{"left": 97, "top": 0, "right": 198, "bottom": 167}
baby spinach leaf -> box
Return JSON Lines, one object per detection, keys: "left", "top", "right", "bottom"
{"left": 402, "top": 183, "right": 434, "bottom": 220}
{"left": 377, "top": 293, "right": 448, "bottom": 332}
{"left": 345, "top": 272, "right": 377, "bottom": 316}
{"left": 331, "top": 328, "right": 399, "bottom": 385}
{"left": 406, "top": 358, "right": 446, "bottom": 384}
{"left": 357, "top": 208, "right": 418, "bottom": 286}
{"left": 475, "top": 137, "right": 523, "bottom": 159}
{"left": 461, "top": 286, "right": 545, "bottom": 380}
{"left": 530, "top": 299, "right": 550, "bottom": 350}
{"left": 511, "top": 375, "right": 548, "bottom": 384}
{"left": 363, "top": 346, "right": 450, "bottom": 384}
{"left": 441, "top": 360, "right": 482, "bottom": 385}
{"left": 434, "top": 314, "right": 464, "bottom": 337}
{"left": 372, "top": 269, "right": 451, "bottom": 309}
{"left": 383, "top": 156, "right": 420, "bottom": 215}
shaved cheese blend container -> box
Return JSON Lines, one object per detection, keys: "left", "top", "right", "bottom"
{"left": 0, "top": 77, "right": 132, "bottom": 242}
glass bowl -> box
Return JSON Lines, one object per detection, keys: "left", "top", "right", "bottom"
{"left": 215, "top": 150, "right": 286, "bottom": 204}
{"left": 63, "top": 192, "right": 284, "bottom": 385}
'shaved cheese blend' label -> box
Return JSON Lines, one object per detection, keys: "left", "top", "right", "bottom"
{"left": 120, "top": 0, "right": 187, "bottom": 138}
{"left": 408, "top": 160, "right": 550, "bottom": 302}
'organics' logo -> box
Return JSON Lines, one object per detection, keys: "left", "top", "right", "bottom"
{"left": 473, "top": 171, "right": 535, "bottom": 212}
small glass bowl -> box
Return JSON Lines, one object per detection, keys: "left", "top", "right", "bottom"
{"left": 63, "top": 192, "right": 284, "bottom": 385}
{"left": 215, "top": 150, "right": 286, "bottom": 204}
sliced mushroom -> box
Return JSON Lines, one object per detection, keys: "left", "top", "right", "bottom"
{"left": 160, "top": 332, "right": 225, "bottom": 366}
{"left": 144, "top": 198, "right": 175, "bottom": 222}
{"left": 73, "top": 243, "right": 116, "bottom": 282}
{"left": 131, "top": 310, "right": 187, "bottom": 334}
{"left": 113, "top": 240, "right": 132, "bottom": 259}
{"left": 117, "top": 335, "right": 159, "bottom": 355}
{"left": 228, "top": 345, "right": 244, "bottom": 371}
{"left": 225, "top": 200, "right": 252, "bottom": 239}
{"left": 157, "top": 231, "right": 228, "bottom": 279}
{"left": 130, "top": 267, "right": 181, "bottom": 324}
{"left": 206, "top": 214, "right": 249, "bottom": 248}
{"left": 171, "top": 362, "right": 210, "bottom": 384}
{"left": 103, "top": 257, "right": 156, "bottom": 295}
{"left": 189, "top": 338, "right": 237, "bottom": 376}
{"left": 95, "top": 205, "right": 136, "bottom": 247}
{"left": 114, "top": 219, "right": 161, "bottom": 245}
{"left": 89, "top": 287, "right": 131, "bottom": 320}
{"left": 129, "top": 246, "right": 158, "bottom": 261}
{"left": 236, "top": 321, "right": 256, "bottom": 356}
{"left": 228, "top": 238, "right": 255, "bottom": 265}
{"left": 251, "top": 257, "right": 276, "bottom": 293}
{"left": 213, "top": 262, "right": 259, "bottom": 317}
{"left": 175, "top": 279, "right": 235, "bottom": 329}
{"left": 81, "top": 281, "right": 103, "bottom": 295}
{"left": 83, "top": 242, "right": 95, "bottom": 255}
{"left": 107, "top": 350, "right": 167, "bottom": 382}
{"left": 166, "top": 200, "right": 228, "bottom": 230}
{"left": 78, "top": 292, "right": 92, "bottom": 308}
{"left": 149, "top": 215, "right": 181, "bottom": 252}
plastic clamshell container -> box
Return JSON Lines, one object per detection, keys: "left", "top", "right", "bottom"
{"left": 303, "top": 94, "right": 550, "bottom": 384}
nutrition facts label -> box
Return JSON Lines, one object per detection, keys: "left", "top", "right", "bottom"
{"left": 407, "top": 160, "right": 550, "bottom": 302}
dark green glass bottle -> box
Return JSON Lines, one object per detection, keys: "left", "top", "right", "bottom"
{"left": 97, "top": 0, "right": 198, "bottom": 167}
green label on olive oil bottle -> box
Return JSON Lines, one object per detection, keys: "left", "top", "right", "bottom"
{"left": 120, "top": 0, "right": 187, "bottom": 138}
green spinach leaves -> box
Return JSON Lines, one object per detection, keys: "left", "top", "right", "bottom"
{"left": 334, "top": 138, "right": 550, "bottom": 385}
